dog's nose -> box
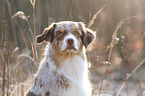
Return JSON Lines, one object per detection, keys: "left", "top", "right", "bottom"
{"left": 66, "top": 39, "right": 74, "bottom": 45}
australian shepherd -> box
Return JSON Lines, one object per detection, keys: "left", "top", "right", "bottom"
{"left": 27, "top": 21, "right": 95, "bottom": 96}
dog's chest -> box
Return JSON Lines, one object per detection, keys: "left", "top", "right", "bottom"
{"left": 58, "top": 55, "right": 87, "bottom": 82}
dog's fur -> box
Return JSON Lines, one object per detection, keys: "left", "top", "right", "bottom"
{"left": 27, "top": 21, "right": 95, "bottom": 96}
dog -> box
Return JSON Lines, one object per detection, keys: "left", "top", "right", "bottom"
{"left": 27, "top": 21, "right": 95, "bottom": 96}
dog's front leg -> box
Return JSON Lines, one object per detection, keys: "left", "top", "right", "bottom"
{"left": 27, "top": 77, "right": 50, "bottom": 96}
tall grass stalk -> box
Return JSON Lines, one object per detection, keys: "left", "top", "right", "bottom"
{"left": 6, "top": 0, "right": 18, "bottom": 47}
{"left": 25, "top": 16, "right": 38, "bottom": 71}
{"left": 98, "top": 16, "right": 145, "bottom": 96}
{"left": 33, "top": 2, "right": 36, "bottom": 39}
{"left": 88, "top": 5, "right": 106, "bottom": 28}
{"left": 12, "top": 9, "right": 38, "bottom": 73}
{"left": 2, "top": 2, "right": 10, "bottom": 95}
{"left": 27, "top": 32, "right": 36, "bottom": 72}
{"left": 116, "top": 58, "right": 145, "bottom": 96}
{"left": 30, "top": 0, "right": 38, "bottom": 71}
{"left": 1, "top": 2, "right": 6, "bottom": 96}
{"left": 68, "top": 0, "right": 74, "bottom": 20}
{"left": 2, "top": 20, "right": 6, "bottom": 96}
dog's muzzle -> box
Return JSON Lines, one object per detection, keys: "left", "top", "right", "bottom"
{"left": 66, "top": 38, "right": 74, "bottom": 49}
{"left": 61, "top": 34, "right": 79, "bottom": 53}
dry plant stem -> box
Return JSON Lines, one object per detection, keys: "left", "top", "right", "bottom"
{"left": 98, "top": 47, "right": 113, "bottom": 96}
{"left": 16, "top": 21, "right": 28, "bottom": 49}
{"left": 27, "top": 19, "right": 34, "bottom": 41}
{"left": 27, "top": 19, "right": 37, "bottom": 70}
{"left": 116, "top": 58, "right": 145, "bottom": 96}
{"left": 6, "top": 59, "right": 10, "bottom": 96}
{"left": 68, "top": 0, "right": 74, "bottom": 20}
{"left": 98, "top": 79, "right": 104, "bottom": 96}
{"left": 27, "top": 32, "right": 36, "bottom": 72}
{"left": 10, "top": 83, "right": 31, "bottom": 96}
{"left": 31, "top": 40, "right": 36, "bottom": 72}
{"left": 2, "top": 21, "right": 10, "bottom": 96}
{"left": 45, "top": 0, "right": 49, "bottom": 23}
{"left": 88, "top": 5, "right": 106, "bottom": 28}
{"left": 33, "top": 5, "right": 37, "bottom": 59}
{"left": 6, "top": 0, "right": 18, "bottom": 46}
{"left": 33, "top": 3, "right": 38, "bottom": 67}
{"left": 89, "top": 0, "right": 92, "bottom": 22}
{"left": 112, "top": 16, "right": 145, "bottom": 39}
{"left": 98, "top": 16, "right": 145, "bottom": 96}
{"left": 2, "top": 58, "right": 6, "bottom": 96}
{"left": 141, "top": 31, "right": 145, "bottom": 41}
{"left": 13, "top": 54, "right": 34, "bottom": 70}
{"left": 1, "top": 2, "right": 6, "bottom": 96}
{"left": 33, "top": 6, "right": 36, "bottom": 39}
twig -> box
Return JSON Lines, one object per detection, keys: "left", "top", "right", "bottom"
{"left": 68, "top": 0, "right": 74, "bottom": 20}
{"left": 27, "top": 32, "right": 36, "bottom": 72}
{"left": 112, "top": 16, "right": 145, "bottom": 39}
{"left": 11, "top": 6, "right": 38, "bottom": 73}
{"left": 98, "top": 16, "right": 145, "bottom": 96}
{"left": 89, "top": 0, "right": 92, "bottom": 22}
{"left": 141, "top": 31, "right": 145, "bottom": 41}
{"left": 15, "top": 21, "right": 28, "bottom": 49}
{"left": 6, "top": 53, "right": 10, "bottom": 96}
{"left": 2, "top": 16, "right": 10, "bottom": 96}
{"left": 30, "top": 0, "right": 38, "bottom": 67}
{"left": 33, "top": 2, "right": 36, "bottom": 39}
{"left": 2, "top": 21, "right": 6, "bottom": 96}
{"left": 6, "top": 0, "right": 18, "bottom": 47}
{"left": 98, "top": 46, "right": 113, "bottom": 96}
{"left": 27, "top": 15, "right": 38, "bottom": 70}
{"left": 116, "top": 58, "right": 145, "bottom": 96}
{"left": 1, "top": 1, "right": 6, "bottom": 96}
{"left": 32, "top": 0, "right": 38, "bottom": 63}
{"left": 13, "top": 53, "right": 34, "bottom": 70}
{"left": 10, "top": 83, "right": 31, "bottom": 96}
{"left": 88, "top": 5, "right": 107, "bottom": 28}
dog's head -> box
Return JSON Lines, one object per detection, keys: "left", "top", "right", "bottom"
{"left": 36, "top": 21, "right": 95, "bottom": 54}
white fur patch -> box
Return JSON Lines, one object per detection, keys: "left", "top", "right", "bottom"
{"left": 29, "top": 45, "right": 92, "bottom": 96}
{"left": 61, "top": 33, "right": 79, "bottom": 53}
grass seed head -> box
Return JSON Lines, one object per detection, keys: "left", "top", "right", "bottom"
{"left": 11, "top": 11, "right": 27, "bottom": 21}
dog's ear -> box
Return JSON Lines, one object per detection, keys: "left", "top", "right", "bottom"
{"left": 36, "top": 23, "right": 56, "bottom": 43}
{"left": 79, "top": 22, "right": 95, "bottom": 48}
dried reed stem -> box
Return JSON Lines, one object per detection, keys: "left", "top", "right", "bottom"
{"left": 2, "top": 15, "right": 10, "bottom": 96}
{"left": 32, "top": 1, "right": 38, "bottom": 70}
{"left": 88, "top": 5, "right": 106, "bottom": 28}
{"left": 33, "top": 3, "right": 36, "bottom": 38}
{"left": 112, "top": 16, "right": 145, "bottom": 39}
{"left": 27, "top": 32, "right": 36, "bottom": 72}
{"left": 98, "top": 46, "right": 113, "bottom": 96}
{"left": 68, "top": 0, "right": 74, "bottom": 20}
{"left": 1, "top": 2, "right": 6, "bottom": 96}
{"left": 27, "top": 19, "right": 38, "bottom": 70}
{"left": 30, "top": 0, "right": 38, "bottom": 69}
{"left": 16, "top": 21, "right": 28, "bottom": 49}
{"left": 116, "top": 58, "right": 145, "bottom": 96}
{"left": 6, "top": 0, "right": 18, "bottom": 47}
{"left": 98, "top": 16, "right": 145, "bottom": 96}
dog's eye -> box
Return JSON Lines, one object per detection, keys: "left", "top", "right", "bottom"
{"left": 57, "top": 31, "right": 63, "bottom": 37}
{"left": 74, "top": 31, "right": 80, "bottom": 37}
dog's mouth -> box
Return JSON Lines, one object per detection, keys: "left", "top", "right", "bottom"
{"left": 67, "top": 45, "right": 75, "bottom": 49}
{"left": 62, "top": 45, "right": 78, "bottom": 53}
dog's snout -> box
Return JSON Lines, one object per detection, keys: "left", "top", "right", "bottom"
{"left": 66, "top": 39, "right": 74, "bottom": 45}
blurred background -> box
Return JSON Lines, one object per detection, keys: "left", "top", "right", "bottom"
{"left": 0, "top": 0, "right": 145, "bottom": 96}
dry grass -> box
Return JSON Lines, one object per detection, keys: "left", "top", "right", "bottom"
{"left": 0, "top": 0, "right": 145, "bottom": 96}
